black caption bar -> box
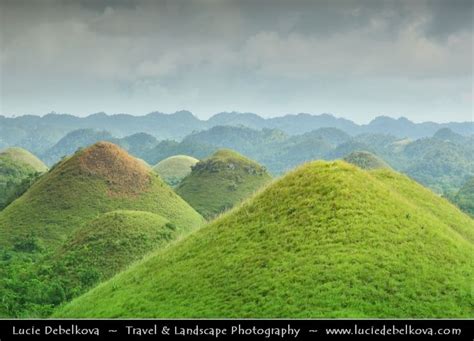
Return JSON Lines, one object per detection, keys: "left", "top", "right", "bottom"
{"left": 0, "top": 319, "right": 472, "bottom": 341}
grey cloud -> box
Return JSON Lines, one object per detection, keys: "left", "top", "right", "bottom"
{"left": 424, "top": 0, "right": 473, "bottom": 39}
{"left": 0, "top": 0, "right": 472, "bottom": 121}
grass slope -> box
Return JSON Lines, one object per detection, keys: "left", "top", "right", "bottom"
{"left": 0, "top": 147, "right": 48, "bottom": 209}
{"left": 371, "top": 170, "right": 474, "bottom": 243}
{"left": 0, "top": 141, "right": 204, "bottom": 249}
{"left": 56, "top": 161, "right": 473, "bottom": 318}
{"left": 153, "top": 155, "right": 199, "bottom": 187}
{"left": 0, "top": 147, "right": 48, "bottom": 172}
{"left": 35, "top": 210, "right": 177, "bottom": 301}
{"left": 176, "top": 149, "right": 271, "bottom": 219}
{"left": 343, "top": 151, "right": 390, "bottom": 170}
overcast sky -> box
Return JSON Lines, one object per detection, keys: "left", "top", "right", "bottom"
{"left": 0, "top": 0, "right": 472, "bottom": 123}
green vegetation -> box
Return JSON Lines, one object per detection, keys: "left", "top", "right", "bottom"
{"left": 0, "top": 210, "right": 179, "bottom": 317}
{"left": 433, "top": 128, "right": 470, "bottom": 145}
{"left": 49, "top": 210, "right": 177, "bottom": 288}
{"left": 401, "top": 137, "right": 474, "bottom": 194}
{"left": 0, "top": 142, "right": 204, "bottom": 317}
{"left": 176, "top": 149, "right": 271, "bottom": 219}
{"left": 153, "top": 155, "right": 199, "bottom": 187}
{"left": 343, "top": 151, "right": 390, "bottom": 170}
{"left": 447, "top": 177, "right": 474, "bottom": 217}
{"left": 182, "top": 126, "right": 288, "bottom": 158}
{"left": 56, "top": 161, "right": 473, "bottom": 318}
{"left": 0, "top": 147, "right": 47, "bottom": 210}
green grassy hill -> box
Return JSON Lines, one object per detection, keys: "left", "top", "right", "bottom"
{"left": 176, "top": 149, "right": 272, "bottom": 219}
{"left": 153, "top": 155, "right": 199, "bottom": 187}
{"left": 56, "top": 161, "right": 473, "bottom": 318}
{"left": 0, "top": 147, "right": 48, "bottom": 172}
{"left": 343, "top": 151, "right": 390, "bottom": 170}
{"left": 0, "top": 147, "right": 48, "bottom": 210}
{"left": 23, "top": 210, "right": 178, "bottom": 306}
{"left": 0, "top": 141, "right": 204, "bottom": 249}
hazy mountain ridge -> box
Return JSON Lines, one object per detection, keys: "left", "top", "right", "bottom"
{"left": 28, "top": 123, "right": 474, "bottom": 195}
{"left": 140, "top": 126, "right": 474, "bottom": 194}
{"left": 39, "top": 129, "right": 158, "bottom": 166}
{"left": 1, "top": 111, "right": 472, "bottom": 155}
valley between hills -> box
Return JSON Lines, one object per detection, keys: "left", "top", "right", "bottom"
{"left": 0, "top": 112, "right": 472, "bottom": 318}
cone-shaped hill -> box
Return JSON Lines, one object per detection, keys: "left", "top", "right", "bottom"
{"left": 153, "top": 155, "right": 199, "bottom": 187}
{"left": 0, "top": 147, "right": 48, "bottom": 209}
{"left": 38, "top": 210, "right": 178, "bottom": 300}
{"left": 176, "top": 149, "right": 272, "bottom": 219}
{"left": 56, "top": 161, "right": 473, "bottom": 318}
{"left": 0, "top": 147, "right": 48, "bottom": 173}
{"left": 343, "top": 151, "right": 390, "bottom": 170}
{"left": 0, "top": 142, "right": 204, "bottom": 250}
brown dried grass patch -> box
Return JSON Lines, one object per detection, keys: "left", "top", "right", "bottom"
{"left": 76, "top": 142, "right": 151, "bottom": 196}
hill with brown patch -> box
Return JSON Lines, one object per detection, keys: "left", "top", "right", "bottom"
{"left": 0, "top": 141, "right": 204, "bottom": 249}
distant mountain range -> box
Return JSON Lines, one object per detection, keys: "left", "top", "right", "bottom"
{"left": 1, "top": 111, "right": 472, "bottom": 155}
{"left": 8, "top": 122, "right": 469, "bottom": 196}
{"left": 2, "top": 111, "right": 472, "bottom": 196}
